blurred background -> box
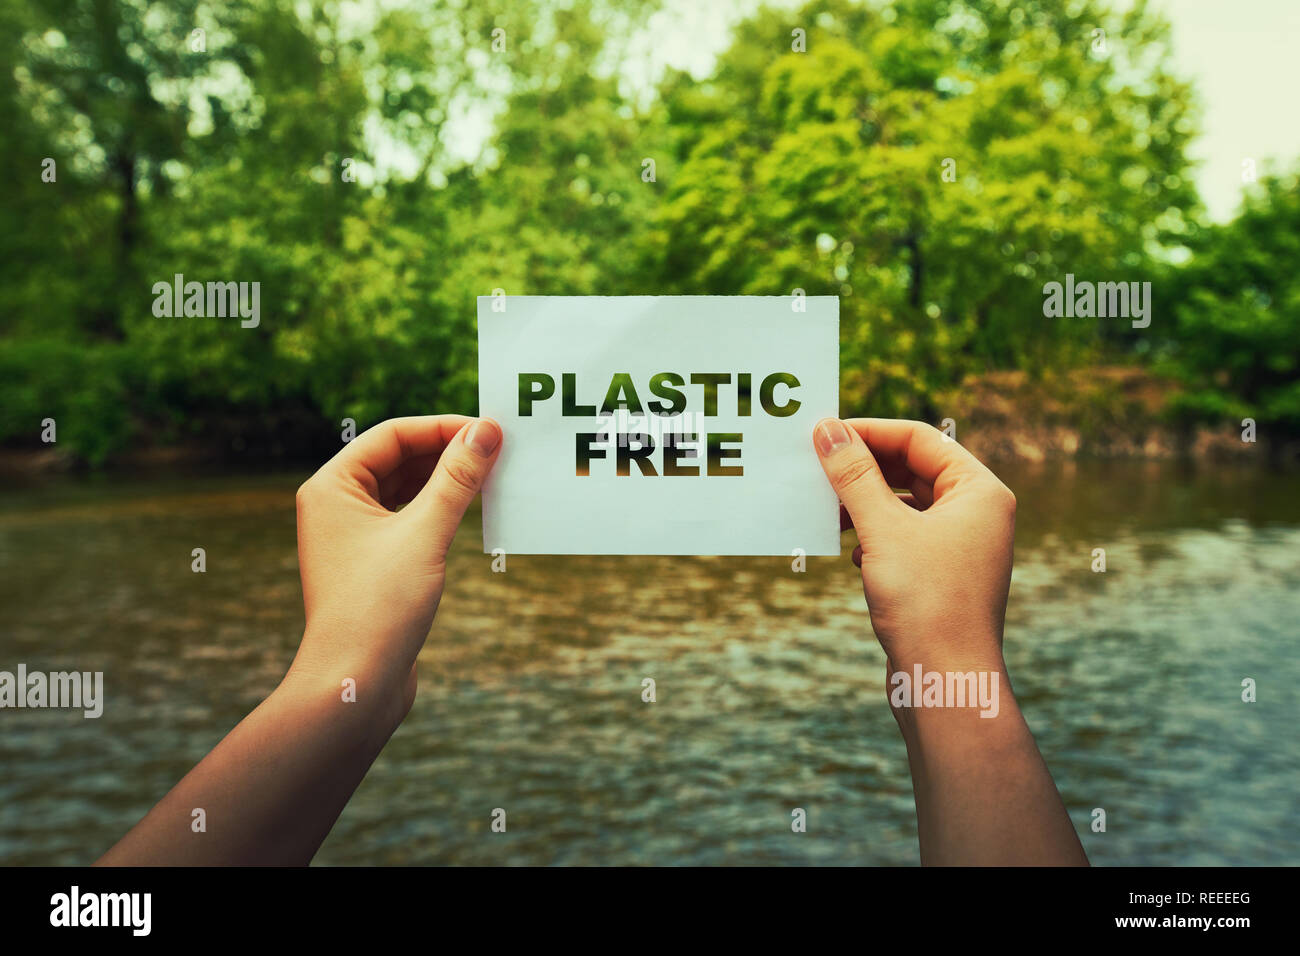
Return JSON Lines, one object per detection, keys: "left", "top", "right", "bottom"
{"left": 1, "top": 0, "right": 1298, "bottom": 865}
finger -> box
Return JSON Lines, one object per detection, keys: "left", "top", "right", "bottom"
{"left": 841, "top": 486, "right": 930, "bottom": 529}
{"left": 878, "top": 458, "right": 933, "bottom": 501}
{"left": 814, "top": 418, "right": 906, "bottom": 541}
{"left": 842, "top": 491, "right": 921, "bottom": 534}
{"left": 904, "top": 476, "right": 934, "bottom": 508}
{"left": 896, "top": 492, "right": 926, "bottom": 512}
{"left": 378, "top": 452, "right": 442, "bottom": 510}
{"left": 843, "top": 418, "right": 995, "bottom": 501}
{"left": 411, "top": 417, "right": 503, "bottom": 555}
{"left": 323, "top": 415, "right": 474, "bottom": 498}
{"left": 851, "top": 543, "right": 861, "bottom": 567}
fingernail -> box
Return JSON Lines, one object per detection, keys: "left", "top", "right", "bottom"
{"left": 814, "top": 418, "right": 852, "bottom": 457}
{"left": 466, "top": 419, "right": 502, "bottom": 456}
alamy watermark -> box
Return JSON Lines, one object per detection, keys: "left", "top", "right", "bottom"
{"left": 0, "top": 664, "right": 103, "bottom": 718}
{"left": 889, "top": 664, "right": 999, "bottom": 718}
{"left": 50, "top": 886, "right": 150, "bottom": 936}
{"left": 1042, "top": 274, "right": 1151, "bottom": 328}
{"left": 152, "top": 273, "right": 260, "bottom": 328}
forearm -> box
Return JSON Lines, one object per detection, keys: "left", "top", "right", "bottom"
{"left": 97, "top": 672, "right": 399, "bottom": 866}
{"left": 893, "top": 658, "right": 1088, "bottom": 866}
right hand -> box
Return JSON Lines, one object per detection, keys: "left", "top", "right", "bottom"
{"left": 812, "top": 418, "right": 1018, "bottom": 675}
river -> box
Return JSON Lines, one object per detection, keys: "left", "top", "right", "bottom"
{"left": 1, "top": 459, "right": 1297, "bottom": 865}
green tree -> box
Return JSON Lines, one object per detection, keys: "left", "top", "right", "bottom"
{"left": 1159, "top": 167, "right": 1300, "bottom": 433}
{"left": 652, "top": 0, "right": 1199, "bottom": 416}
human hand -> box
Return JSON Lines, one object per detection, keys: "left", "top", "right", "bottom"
{"left": 287, "top": 415, "right": 502, "bottom": 730}
{"left": 812, "top": 418, "right": 1089, "bottom": 865}
{"left": 812, "top": 418, "right": 1016, "bottom": 675}
{"left": 98, "top": 415, "right": 504, "bottom": 867}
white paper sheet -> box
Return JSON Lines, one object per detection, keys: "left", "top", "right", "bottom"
{"left": 478, "top": 295, "right": 840, "bottom": 556}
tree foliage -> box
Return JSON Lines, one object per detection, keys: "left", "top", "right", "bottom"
{"left": 1157, "top": 170, "right": 1300, "bottom": 429}
{"left": 0, "top": 0, "right": 1290, "bottom": 463}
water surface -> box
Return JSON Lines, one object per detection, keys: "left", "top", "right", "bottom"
{"left": 1, "top": 460, "right": 1297, "bottom": 865}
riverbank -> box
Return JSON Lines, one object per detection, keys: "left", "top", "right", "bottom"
{"left": 930, "top": 367, "right": 1286, "bottom": 465}
{"left": 1, "top": 366, "right": 1292, "bottom": 479}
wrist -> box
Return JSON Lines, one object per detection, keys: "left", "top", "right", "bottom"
{"left": 884, "top": 653, "right": 1019, "bottom": 745}
{"left": 277, "top": 659, "right": 409, "bottom": 755}
{"left": 881, "top": 620, "right": 1008, "bottom": 683}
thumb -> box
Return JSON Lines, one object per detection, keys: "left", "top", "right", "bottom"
{"left": 813, "top": 418, "right": 900, "bottom": 543}
{"left": 413, "top": 417, "right": 503, "bottom": 556}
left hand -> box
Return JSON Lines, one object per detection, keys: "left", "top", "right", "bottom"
{"left": 287, "top": 415, "right": 502, "bottom": 730}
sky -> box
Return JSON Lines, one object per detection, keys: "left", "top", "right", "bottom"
{"left": 1145, "top": 0, "right": 1300, "bottom": 220}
